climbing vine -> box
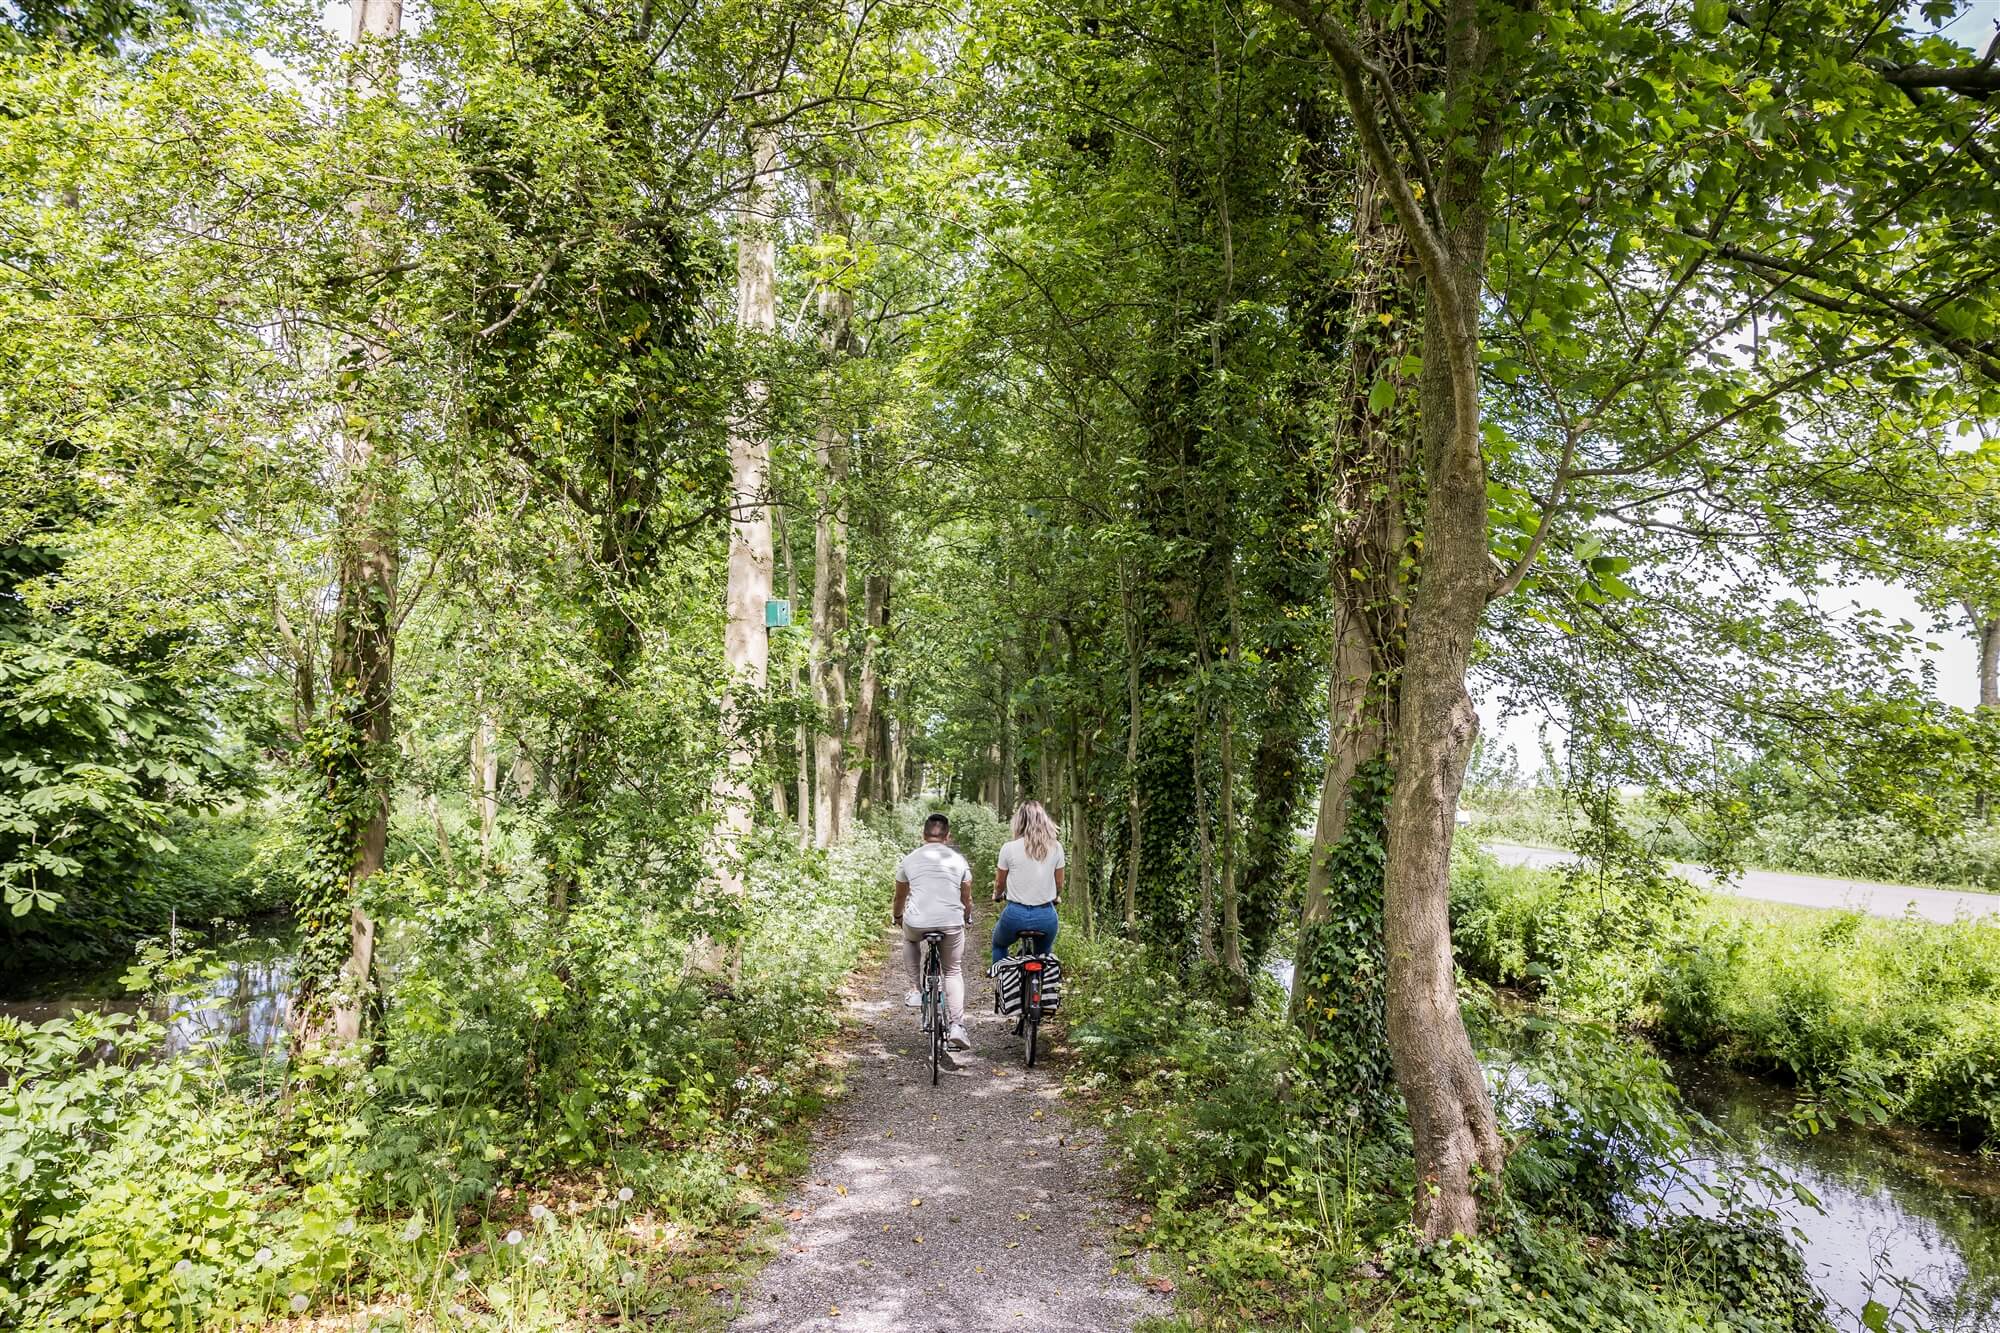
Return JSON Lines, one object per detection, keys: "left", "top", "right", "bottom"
{"left": 1293, "top": 757, "right": 1395, "bottom": 1123}
{"left": 287, "top": 699, "right": 381, "bottom": 1045}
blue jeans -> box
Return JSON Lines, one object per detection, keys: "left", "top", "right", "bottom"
{"left": 991, "top": 902, "right": 1059, "bottom": 965}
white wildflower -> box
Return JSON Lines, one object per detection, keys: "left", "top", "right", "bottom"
{"left": 617, "top": 1187, "right": 634, "bottom": 1203}
{"left": 505, "top": 1229, "right": 524, "bottom": 1246}
{"left": 401, "top": 1217, "right": 424, "bottom": 1242}
{"left": 530, "top": 1253, "right": 550, "bottom": 1267}
{"left": 335, "top": 1217, "right": 356, "bottom": 1236}
{"left": 620, "top": 1268, "right": 639, "bottom": 1287}
{"left": 289, "top": 1293, "right": 310, "bottom": 1313}
{"left": 452, "top": 1268, "right": 470, "bottom": 1284}
{"left": 172, "top": 1259, "right": 192, "bottom": 1276}
{"left": 254, "top": 1247, "right": 274, "bottom": 1266}
{"left": 529, "top": 1203, "right": 550, "bottom": 1222}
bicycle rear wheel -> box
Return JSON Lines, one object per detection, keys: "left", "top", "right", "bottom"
{"left": 926, "top": 948, "right": 943, "bottom": 1085}
{"left": 1025, "top": 1015, "right": 1039, "bottom": 1068}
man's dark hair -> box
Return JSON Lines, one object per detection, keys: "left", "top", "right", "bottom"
{"left": 923, "top": 812, "right": 951, "bottom": 839}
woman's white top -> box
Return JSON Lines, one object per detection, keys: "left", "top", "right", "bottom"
{"left": 997, "top": 837, "right": 1065, "bottom": 906}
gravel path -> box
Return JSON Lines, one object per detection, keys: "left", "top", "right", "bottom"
{"left": 734, "top": 928, "right": 1166, "bottom": 1333}
{"left": 1483, "top": 841, "right": 2000, "bottom": 924}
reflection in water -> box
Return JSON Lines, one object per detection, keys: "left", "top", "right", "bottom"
{"left": 0, "top": 935, "right": 294, "bottom": 1056}
{"left": 1659, "top": 1059, "right": 2000, "bottom": 1333}
{"left": 1268, "top": 959, "right": 2000, "bottom": 1329}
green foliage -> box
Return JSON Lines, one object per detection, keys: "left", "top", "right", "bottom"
{"left": 0, "top": 619, "right": 246, "bottom": 970}
{"left": 1064, "top": 930, "right": 1828, "bottom": 1331}
{"left": 1455, "top": 860, "right": 2000, "bottom": 1147}
{"left": 0, "top": 954, "right": 358, "bottom": 1329}
{"left": 1466, "top": 780, "right": 2000, "bottom": 891}
{"left": 1451, "top": 843, "right": 1699, "bottom": 1021}
{"left": 1294, "top": 759, "right": 1393, "bottom": 1121}
{"left": 0, "top": 833, "right": 894, "bottom": 1326}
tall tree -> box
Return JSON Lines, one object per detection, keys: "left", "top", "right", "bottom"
{"left": 293, "top": 0, "right": 406, "bottom": 1051}
{"left": 714, "top": 128, "right": 780, "bottom": 927}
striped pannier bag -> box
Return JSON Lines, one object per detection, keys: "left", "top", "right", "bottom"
{"left": 990, "top": 952, "right": 1063, "bottom": 1016}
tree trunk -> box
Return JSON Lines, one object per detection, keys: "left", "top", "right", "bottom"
{"left": 471, "top": 698, "right": 498, "bottom": 863}
{"left": 1219, "top": 569, "right": 1242, "bottom": 975}
{"left": 1192, "top": 703, "right": 1217, "bottom": 964}
{"left": 809, "top": 170, "right": 856, "bottom": 848}
{"left": 996, "top": 654, "right": 1016, "bottom": 818}
{"left": 1973, "top": 608, "right": 1998, "bottom": 820}
{"left": 1071, "top": 724, "right": 1094, "bottom": 938}
{"left": 712, "top": 127, "right": 778, "bottom": 930}
{"left": 841, "top": 571, "right": 886, "bottom": 820}
{"left": 1192, "top": 622, "right": 1217, "bottom": 965}
{"left": 294, "top": 0, "right": 403, "bottom": 1053}
{"left": 1120, "top": 565, "right": 1142, "bottom": 932}
{"left": 784, "top": 507, "right": 810, "bottom": 845}
{"left": 810, "top": 454, "right": 849, "bottom": 847}
{"left": 1277, "top": 0, "right": 1508, "bottom": 1239}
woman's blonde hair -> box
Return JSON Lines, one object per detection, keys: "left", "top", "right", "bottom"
{"left": 1011, "top": 799, "right": 1061, "bottom": 862}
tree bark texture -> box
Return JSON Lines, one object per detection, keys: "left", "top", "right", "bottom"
{"left": 809, "top": 170, "right": 856, "bottom": 848}
{"left": 841, "top": 571, "right": 886, "bottom": 820}
{"left": 713, "top": 128, "right": 779, "bottom": 914}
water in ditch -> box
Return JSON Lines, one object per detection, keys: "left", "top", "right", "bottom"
{"left": 1270, "top": 958, "right": 2000, "bottom": 1329}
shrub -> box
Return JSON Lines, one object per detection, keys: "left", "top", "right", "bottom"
{"left": 0, "top": 1004, "right": 356, "bottom": 1329}
{"left": 1059, "top": 918, "right": 1827, "bottom": 1332}
{"left": 4, "top": 823, "right": 900, "bottom": 1328}
{"left": 1454, "top": 858, "right": 2000, "bottom": 1147}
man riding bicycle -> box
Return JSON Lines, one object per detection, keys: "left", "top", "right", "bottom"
{"left": 893, "top": 812, "right": 974, "bottom": 1051}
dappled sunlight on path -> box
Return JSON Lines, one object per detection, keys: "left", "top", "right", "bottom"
{"left": 734, "top": 930, "right": 1165, "bottom": 1332}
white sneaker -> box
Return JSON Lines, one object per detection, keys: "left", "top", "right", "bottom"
{"left": 904, "top": 989, "right": 922, "bottom": 1008}
{"left": 946, "top": 1023, "right": 970, "bottom": 1050}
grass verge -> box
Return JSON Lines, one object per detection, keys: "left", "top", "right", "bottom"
{"left": 1451, "top": 848, "right": 2000, "bottom": 1149}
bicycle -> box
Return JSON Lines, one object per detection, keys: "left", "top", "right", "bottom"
{"left": 918, "top": 930, "right": 946, "bottom": 1085}
{"left": 993, "top": 929, "right": 1054, "bottom": 1068}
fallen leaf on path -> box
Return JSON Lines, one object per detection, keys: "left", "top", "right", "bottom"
{"left": 908, "top": 1198, "right": 922, "bottom": 1207}
{"left": 1146, "top": 1277, "right": 1176, "bottom": 1294}
{"left": 835, "top": 1185, "right": 848, "bottom": 1195}
{"left": 785, "top": 1209, "right": 805, "bottom": 1221}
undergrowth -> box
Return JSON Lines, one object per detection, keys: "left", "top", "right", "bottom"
{"left": 1451, "top": 850, "right": 2000, "bottom": 1149}
{"left": 1058, "top": 931, "right": 1829, "bottom": 1332}
{"left": 0, "top": 828, "right": 899, "bottom": 1330}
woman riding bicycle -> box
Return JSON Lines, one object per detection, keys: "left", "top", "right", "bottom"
{"left": 991, "top": 800, "right": 1064, "bottom": 964}
{"left": 894, "top": 812, "right": 974, "bottom": 1051}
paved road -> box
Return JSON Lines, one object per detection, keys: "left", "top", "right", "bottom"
{"left": 1483, "top": 842, "right": 2000, "bottom": 924}
{"left": 735, "top": 931, "right": 1165, "bottom": 1333}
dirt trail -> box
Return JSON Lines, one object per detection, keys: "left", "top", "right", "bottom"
{"left": 733, "top": 928, "right": 1166, "bottom": 1332}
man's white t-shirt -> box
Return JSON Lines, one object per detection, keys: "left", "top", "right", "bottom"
{"left": 997, "top": 837, "right": 1064, "bottom": 906}
{"left": 897, "top": 843, "right": 971, "bottom": 928}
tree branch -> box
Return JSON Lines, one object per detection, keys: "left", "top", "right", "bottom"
{"left": 1270, "top": 0, "right": 1470, "bottom": 343}
{"left": 1693, "top": 236, "right": 2000, "bottom": 383}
